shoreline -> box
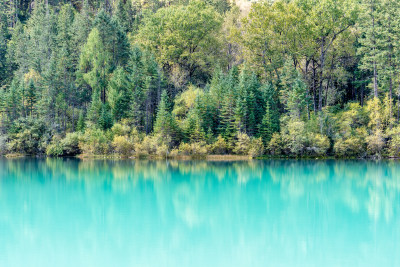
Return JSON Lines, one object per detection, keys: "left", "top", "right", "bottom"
{"left": 3, "top": 153, "right": 400, "bottom": 161}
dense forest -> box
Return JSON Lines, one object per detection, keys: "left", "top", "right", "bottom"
{"left": 0, "top": 0, "right": 399, "bottom": 158}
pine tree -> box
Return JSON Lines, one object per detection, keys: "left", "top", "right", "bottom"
{"left": 234, "top": 94, "right": 247, "bottom": 133}
{"left": 72, "top": 0, "right": 92, "bottom": 57}
{"left": 205, "top": 127, "right": 215, "bottom": 144}
{"left": 0, "top": 12, "right": 9, "bottom": 86}
{"left": 259, "top": 102, "right": 274, "bottom": 145}
{"left": 219, "top": 87, "right": 236, "bottom": 142}
{"left": 79, "top": 28, "right": 112, "bottom": 107}
{"left": 113, "top": 0, "right": 134, "bottom": 33}
{"left": 280, "top": 61, "right": 309, "bottom": 118}
{"left": 5, "top": 79, "right": 21, "bottom": 121}
{"left": 98, "top": 103, "right": 113, "bottom": 130}
{"left": 358, "top": 0, "right": 383, "bottom": 97}
{"left": 260, "top": 83, "right": 280, "bottom": 133}
{"left": 108, "top": 67, "right": 131, "bottom": 121}
{"left": 26, "top": 79, "right": 36, "bottom": 117}
{"left": 247, "top": 91, "right": 256, "bottom": 135}
{"left": 76, "top": 110, "right": 86, "bottom": 132}
{"left": 190, "top": 117, "right": 206, "bottom": 143}
{"left": 154, "top": 90, "right": 179, "bottom": 143}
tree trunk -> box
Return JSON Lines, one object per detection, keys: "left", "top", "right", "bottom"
{"left": 312, "top": 60, "right": 317, "bottom": 112}
{"left": 318, "top": 39, "right": 326, "bottom": 111}
{"left": 361, "top": 84, "right": 364, "bottom": 107}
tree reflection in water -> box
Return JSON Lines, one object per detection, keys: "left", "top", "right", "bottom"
{"left": 0, "top": 158, "right": 399, "bottom": 266}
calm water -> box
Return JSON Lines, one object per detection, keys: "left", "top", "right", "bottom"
{"left": 0, "top": 159, "right": 399, "bottom": 267}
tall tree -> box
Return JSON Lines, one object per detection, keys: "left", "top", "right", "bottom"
{"left": 136, "top": 0, "right": 223, "bottom": 87}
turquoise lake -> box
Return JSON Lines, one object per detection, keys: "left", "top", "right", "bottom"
{"left": 0, "top": 159, "right": 399, "bottom": 267}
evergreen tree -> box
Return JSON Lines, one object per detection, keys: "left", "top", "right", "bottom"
{"left": 247, "top": 91, "right": 256, "bottom": 135}
{"left": 76, "top": 110, "right": 86, "bottom": 132}
{"left": 108, "top": 67, "right": 131, "bottom": 121}
{"left": 280, "top": 61, "right": 309, "bottom": 118}
{"left": 26, "top": 79, "right": 36, "bottom": 117}
{"left": 0, "top": 12, "right": 9, "bottom": 86}
{"left": 113, "top": 0, "right": 134, "bottom": 33}
{"left": 5, "top": 79, "right": 21, "bottom": 122}
{"left": 79, "top": 28, "right": 112, "bottom": 107}
{"left": 259, "top": 102, "right": 274, "bottom": 145}
{"left": 219, "top": 87, "right": 236, "bottom": 142}
{"left": 98, "top": 103, "right": 113, "bottom": 130}
{"left": 154, "top": 90, "right": 179, "bottom": 142}
{"left": 358, "top": 0, "right": 383, "bottom": 97}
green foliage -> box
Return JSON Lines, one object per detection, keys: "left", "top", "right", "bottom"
{"left": 76, "top": 111, "right": 86, "bottom": 132}
{"left": 98, "top": 104, "right": 113, "bottom": 130}
{"left": 7, "top": 118, "right": 48, "bottom": 155}
{"left": 0, "top": 134, "right": 8, "bottom": 155}
{"left": 280, "top": 61, "right": 309, "bottom": 118}
{"left": 136, "top": 0, "right": 223, "bottom": 85}
{"left": 387, "top": 126, "right": 400, "bottom": 157}
{"left": 268, "top": 133, "right": 283, "bottom": 156}
{"left": 1, "top": 0, "right": 400, "bottom": 159}
{"left": 209, "top": 135, "right": 229, "bottom": 154}
{"left": 259, "top": 102, "right": 274, "bottom": 145}
{"left": 178, "top": 141, "right": 208, "bottom": 158}
{"left": 79, "top": 127, "right": 111, "bottom": 155}
{"left": 154, "top": 90, "right": 179, "bottom": 143}
{"left": 26, "top": 79, "right": 36, "bottom": 117}
{"left": 108, "top": 67, "right": 131, "bottom": 121}
{"left": 248, "top": 137, "right": 265, "bottom": 158}
{"left": 112, "top": 135, "right": 134, "bottom": 157}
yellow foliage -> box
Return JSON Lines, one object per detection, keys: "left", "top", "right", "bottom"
{"left": 268, "top": 133, "right": 282, "bottom": 155}
{"left": 112, "top": 135, "right": 134, "bottom": 157}
{"left": 24, "top": 69, "right": 42, "bottom": 84}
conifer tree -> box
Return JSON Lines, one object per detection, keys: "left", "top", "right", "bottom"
{"left": 0, "top": 12, "right": 9, "bottom": 86}
{"left": 154, "top": 90, "right": 179, "bottom": 142}
{"left": 5, "top": 79, "right": 21, "bottom": 122}
{"left": 98, "top": 103, "right": 113, "bottom": 130}
{"left": 219, "top": 87, "right": 236, "bottom": 142}
{"left": 26, "top": 79, "right": 36, "bottom": 117}
{"left": 108, "top": 67, "right": 131, "bottom": 121}
{"left": 358, "top": 0, "right": 383, "bottom": 97}
{"left": 259, "top": 102, "right": 274, "bottom": 145}
{"left": 280, "top": 61, "right": 309, "bottom": 118}
{"left": 76, "top": 110, "right": 86, "bottom": 132}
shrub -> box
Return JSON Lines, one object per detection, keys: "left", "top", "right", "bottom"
{"left": 134, "top": 134, "right": 170, "bottom": 158}
{"left": 334, "top": 127, "right": 367, "bottom": 157}
{"left": 281, "top": 117, "right": 307, "bottom": 156}
{"left": 61, "top": 132, "right": 81, "bottom": 156}
{"left": 210, "top": 135, "right": 229, "bottom": 154}
{"left": 233, "top": 132, "right": 251, "bottom": 155}
{"left": 169, "top": 148, "right": 180, "bottom": 158}
{"left": 112, "top": 135, "right": 134, "bottom": 157}
{"left": 111, "top": 122, "right": 131, "bottom": 137}
{"left": 306, "top": 133, "right": 330, "bottom": 156}
{"left": 366, "top": 129, "right": 385, "bottom": 156}
{"left": 178, "top": 142, "right": 208, "bottom": 157}
{"left": 46, "top": 142, "right": 63, "bottom": 157}
{"left": 387, "top": 126, "right": 400, "bottom": 157}
{"left": 46, "top": 132, "right": 81, "bottom": 157}
{"left": 268, "top": 133, "right": 282, "bottom": 156}
{"left": 248, "top": 137, "right": 264, "bottom": 157}
{"left": 0, "top": 135, "right": 7, "bottom": 155}
{"left": 79, "top": 128, "right": 111, "bottom": 155}
{"left": 156, "top": 143, "right": 169, "bottom": 158}
{"left": 7, "top": 118, "right": 48, "bottom": 155}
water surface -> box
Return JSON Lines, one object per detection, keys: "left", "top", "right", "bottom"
{"left": 0, "top": 159, "right": 399, "bottom": 267}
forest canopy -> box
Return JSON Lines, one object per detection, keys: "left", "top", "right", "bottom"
{"left": 0, "top": 0, "right": 400, "bottom": 159}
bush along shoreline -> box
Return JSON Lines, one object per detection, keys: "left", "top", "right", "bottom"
{"left": 2, "top": 97, "right": 400, "bottom": 160}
